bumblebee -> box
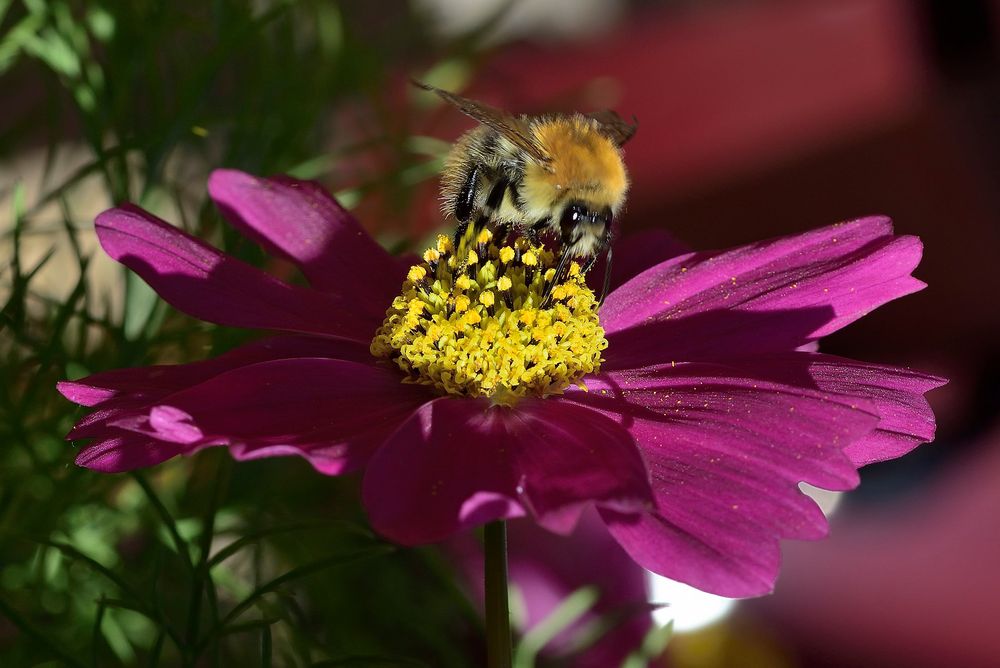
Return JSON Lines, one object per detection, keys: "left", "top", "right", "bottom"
{"left": 418, "top": 82, "right": 636, "bottom": 299}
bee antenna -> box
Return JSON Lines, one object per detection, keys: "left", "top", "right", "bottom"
{"left": 599, "top": 244, "right": 614, "bottom": 305}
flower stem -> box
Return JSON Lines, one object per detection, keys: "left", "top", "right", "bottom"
{"left": 484, "top": 520, "right": 512, "bottom": 668}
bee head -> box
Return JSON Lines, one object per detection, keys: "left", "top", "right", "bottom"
{"left": 560, "top": 202, "right": 611, "bottom": 250}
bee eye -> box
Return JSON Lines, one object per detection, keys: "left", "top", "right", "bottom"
{"left": 563, "top": 204, "right": 587, "bottom": 225}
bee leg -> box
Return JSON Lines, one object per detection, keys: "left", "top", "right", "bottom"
{"left": 525, "top": 217, "right": 550, "bottom": 244}
{"left": 493, "top": 222, "right": 510, "bottom": 245}
{"left": 460, "top": 177, "right": 509, "bottom": 244}
{"left": 454, "top": 164, "right": 480, "bottom": 223}
{"left": 452, "top": 165, "right": 482, "bottom": 246}
{"left": 542, "top": 250, "right": 574, "bottom": 306}
{"left": 470, "top": 215, "right": 490, "bottom": 244}
{"left": 453, "top": 220, "right": 469, "bottom": 247}
{"left": 581, "top": 250, "right": 601, "bottom": 275}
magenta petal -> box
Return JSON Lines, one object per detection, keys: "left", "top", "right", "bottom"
{"left": 59, "top": 382, "right": 126, "bottom": 409}
{"left": 61, "top": 336, "right": 371, "bottom": 443}
{"left": 75, "top": 431, "right": 188, "bottom": 473}
{"left": 74, "top": 358, "right": 429, "bottom": 475}
{"left": 723, "top": 352, "right": 946, "bottom": 466}
{"left": 58, "top": 335, "right": 370, "bottom": 408}
{"left": 103, "top": 406, "right": 205, "bottom": 445}
{"left": 600, "top": 217, "right": 925, "bottom": 368}
{"left": 564, "top": 363, "right": 879, "bottom": 597}
{"left": 95, "top": 205, "right": 378, "bottom": 340}
{"left": 361, "top": 398, "right": 653, "bottom": 546}
{"left": 147, "top": 406, "right": 203, "bottom": 444}
{"left": 207, "top": 170, "right": 405, "bottom": 315}
{"left": 599, "top": 509, "right": 787, "bottom": 599}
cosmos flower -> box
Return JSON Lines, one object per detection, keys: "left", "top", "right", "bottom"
{"left": 59, "top": 169, "right": 943, "bottom": 597}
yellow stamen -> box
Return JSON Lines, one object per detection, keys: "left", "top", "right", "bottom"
{"left": 370, "top": 227, "right": 606, "bottom": 403}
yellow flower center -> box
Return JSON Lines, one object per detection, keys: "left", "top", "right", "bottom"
{"left": 371, "top": 227, "right": 607, "bottom": 404}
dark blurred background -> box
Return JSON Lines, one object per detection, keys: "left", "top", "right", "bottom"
{"left": 1, "top": 0, "right": 998, "bottom": 666}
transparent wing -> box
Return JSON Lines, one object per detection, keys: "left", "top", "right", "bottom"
{"left": 415, "top": 81, "right": 551, "bottom": 164}
{"left": 585, "top": 109, "right": 638, "bottom": 147}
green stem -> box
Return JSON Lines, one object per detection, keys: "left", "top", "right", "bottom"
{"left": 484, "top": 520, "right": 512, "bottom": 668}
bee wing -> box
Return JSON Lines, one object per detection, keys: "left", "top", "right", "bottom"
{"left": 586, "top": 109, "right": 638, "bottom": 147}
{"left": 414, "top": 81, "right": 551, "bottom": 165}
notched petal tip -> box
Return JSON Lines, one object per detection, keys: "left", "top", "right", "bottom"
{"left": 567, "top": 361, "right": 883, "bottom": 597}
{"left": 601, "top": 216, "right": 932, "bottom": 368}
{"left": 601, "top": 509, "right": 784, "bottom": 599}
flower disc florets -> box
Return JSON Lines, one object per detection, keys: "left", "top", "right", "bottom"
{"left": 371, "top": 227, "right": 607, "bottom": 402}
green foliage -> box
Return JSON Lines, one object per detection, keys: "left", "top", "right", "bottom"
{"left": 0, "top": 1, "right": 480, "bottom": 664}
{"left": 0, "top": 1, "right": 653, "bottom": 665}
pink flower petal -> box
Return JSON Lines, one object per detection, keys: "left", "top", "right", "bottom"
{"left": 599, "top": 509, "right": 785, "bottom": 600}
{"left": 600, "top": 216, "right": 925, "bottom": 368}
{"left": 60, "top": 335, "right": 373, "bottom": 442}
{"left": 563, "top": 363, "right": 880, "bottom": 597}
{"left": 724, "top": 352, "right": 946, "bottom": 466}
{"left": 74, "top": 358, "right": 430, "bottom": 475}
{"left": 207, "top": 170, "right": 406, "bottom": 317}
{"left": 58, "top": 335, "right": 370, "bottom": 407}
{"left": 361, "top": 398, "right": 653, "bottom": 545}
{"left": 95, "top": 205, "right": 378, "bottom": 341}
{"left": 75, "top": 431, "right": 188, "bottom": 473}
{"left": 147, "top": 405, "right": 203, "bottom": 444}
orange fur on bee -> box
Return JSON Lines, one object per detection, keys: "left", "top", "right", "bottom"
{"left": 524, "top": 117, "right": 629, "bottom": 213}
